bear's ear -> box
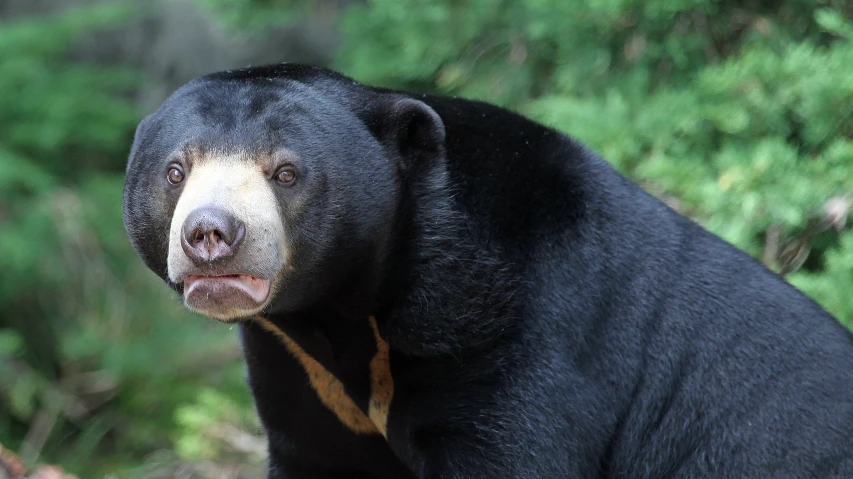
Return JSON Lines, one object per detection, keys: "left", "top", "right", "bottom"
{"left": 369, "top": 97, "right": 446, "bottom": 165}
{"left": 125, "top": 113, "right": 157, "bottom": 174}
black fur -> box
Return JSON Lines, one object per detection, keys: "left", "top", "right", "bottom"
{"left": 123, "top": 63, "right": 853, "bottom": 478}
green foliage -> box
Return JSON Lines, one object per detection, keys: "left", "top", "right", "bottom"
{"left": 195, "top": 0, "right": 302, "bottom": 30}
{"left": 335, "top": 0, "right": 853, "bottom": 327}
{"left": 0, "top": 3, "right": 251, "bottom": 475}
{"left": 174, "top": 388, "right": 262, "bottom": 461}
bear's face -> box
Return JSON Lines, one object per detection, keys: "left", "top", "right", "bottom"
{"left": 123, "top": 71, "right": 445, "bottom": 322}
{"left": 159, "top": 146, "right": 290, "bottom": 321}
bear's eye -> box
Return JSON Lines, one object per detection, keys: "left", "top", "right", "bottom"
{"left": 167, "top": 166, "right": 184, "bottom": 185}
{"left": 274, "top": 166, "right": 297, "bottom": 185}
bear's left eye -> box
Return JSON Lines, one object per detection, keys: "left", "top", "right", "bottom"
{"left": 274, "top": 166, "right": 297, "bottom": 185}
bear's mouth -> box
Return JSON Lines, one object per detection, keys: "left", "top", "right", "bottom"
{"left": 182, "top": 274, "right": 271, "bottom": 318}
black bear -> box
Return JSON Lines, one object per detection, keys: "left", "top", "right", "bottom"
{"left": 123, "top": 63, "right": 853, "bottom": 478}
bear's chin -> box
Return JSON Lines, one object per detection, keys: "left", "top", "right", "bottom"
{"left": 183, "top": 274, "right": 271, "bottom": 322}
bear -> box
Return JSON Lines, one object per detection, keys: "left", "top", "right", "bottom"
{"left": 122, "top": 63, "right": 853, "bottom": 478}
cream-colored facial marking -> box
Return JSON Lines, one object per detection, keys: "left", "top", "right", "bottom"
{"left": 167, "top": 152, "right": 288, "bottom": 320}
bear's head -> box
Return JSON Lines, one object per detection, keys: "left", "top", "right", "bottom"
{"left": 123, "top": 65, "right": 445, "bottom": 322}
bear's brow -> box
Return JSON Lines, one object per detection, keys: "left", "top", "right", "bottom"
{"left": 174, "top": 144, "right": 299, "bottom": 173}
{"left": 178, "top": 144, "right": 206, "bottom": 166}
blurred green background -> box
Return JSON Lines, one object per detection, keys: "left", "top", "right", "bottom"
{"left": 0, "top": 0, "right": 851, "bottom": 476}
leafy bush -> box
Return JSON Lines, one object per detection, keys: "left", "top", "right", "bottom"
{"left": 0, "top": 4, "right": 252, "bottom": 475}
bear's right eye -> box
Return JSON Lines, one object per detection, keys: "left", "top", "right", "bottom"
{"left": 167, "top": 166, "right": 184, "bottom": 185}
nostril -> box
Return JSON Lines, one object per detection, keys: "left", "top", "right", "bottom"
{"left": 181, "top": 207, "right": 246, "bottom": 263}
{"left": 195, "top": 229, "right": 227, "bottom": 250}
{"left": 230, "top": 223, "right": 246, "bottom": 248}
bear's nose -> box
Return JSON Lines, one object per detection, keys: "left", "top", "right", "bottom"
{"left": 180, "top": 206, "right": 245, "bottom": 264}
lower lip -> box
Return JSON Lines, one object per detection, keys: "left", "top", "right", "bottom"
{"left": 183, "top": 274, "right": 271, "bottom": 305}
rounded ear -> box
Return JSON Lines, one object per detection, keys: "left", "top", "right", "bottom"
{"left": 369, "top": 97, "right": 446, "bottom": 164}
{"left": 125, "top": 113, "right": 155, "bottom": 173}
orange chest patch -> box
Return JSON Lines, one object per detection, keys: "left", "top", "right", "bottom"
{"left": 254, "top": 316, "right": 394, "bottom": 438}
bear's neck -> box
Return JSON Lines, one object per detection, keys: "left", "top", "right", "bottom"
{"left": 372, "top": 167, "right": 523, "bottom": 358}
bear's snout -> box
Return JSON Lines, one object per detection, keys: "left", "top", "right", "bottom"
{"left": 180, "top": 206, "right": 246, "bottom": 264}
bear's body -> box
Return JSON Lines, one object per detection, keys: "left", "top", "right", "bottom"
{"left": 123, "top": 64, "right": 853, "bottom": 478}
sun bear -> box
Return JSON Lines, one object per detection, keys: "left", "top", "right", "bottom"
{"left": 123, "top": 63, "right": 853, "bottom": 478}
